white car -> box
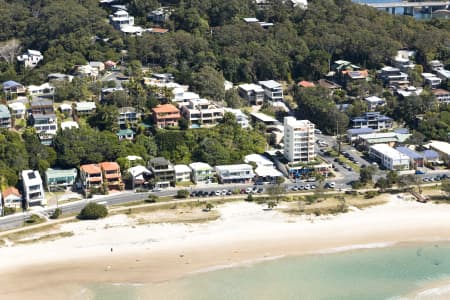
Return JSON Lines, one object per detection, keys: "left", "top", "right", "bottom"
{"left": 304, "top": 184, "right": 311, "bottom": 190}
{"left": 328, "top": 182, "right": 336, "bottom": 188}
{"left": 246, "top": 187, "right": 253, "bottom": 194}
{"left": 222, "top": 189, "right": 228, "bottom": 195}
{"left": 215, "top": 190, "right": 222, "bottom": 196}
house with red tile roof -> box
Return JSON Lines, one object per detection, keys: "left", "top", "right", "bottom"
{"left": 152, "top": 104, "right": 181, "bottom": 128}
{"left": 2, "top": 187, "right": 22, "bottom": 209}
{"left": 298, "top": 80, "right": 315, "bottom": 88}
{"left": 99, "top": 162, "right": 123, "bottom": 190}
{"left": 80, "top": 164, "right": 103, "bottom": 190}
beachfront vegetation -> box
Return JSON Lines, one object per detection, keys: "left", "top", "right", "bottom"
{"left": 176, "top": 189, "right": 190, "bottom": 199}
{"left": 78, "top": 203, "right": 108, "bottom": 220}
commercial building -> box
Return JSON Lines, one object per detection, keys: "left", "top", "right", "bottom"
{"left": 395, "top": 146, "right": 424, "bottom": 168}
{"left": 350, "top": 112, "right": 393, "bottom": 131}
{"left": 0, "top": 104, "right": 11, "bottom": 129}
{"left": 180, "top": 98, "right": 224, "bottom": 128}
{"left": 258, "top": 80, "right": 283, "bottom": 102}
{"left": 369, "top": 144, "right": 410, "bottom": 170}
{"left": 21, "top": 170, "right": 46, "bottom": 206}
{"left": 238, "top": 83, "right": 265, "bottom": 105}
{"left": 283, "top": 116, "right": 315, "bottom": 162}
{"left": 215, "top": 164, "right": 255, "bottom": 184}
{"left": 45, "top": 168, "right": 78, "bottom": 192}
{"left": 189, "top": 162, "right": 214, "bottom": 184}
{"left": 174, "top": 164, "right": 192, "bottom": 183}
{"left": 148, "top": 157, "right": 175, "bottom": 188}
{"left": 152, "top": 104, "right": 181, "bottom": 128}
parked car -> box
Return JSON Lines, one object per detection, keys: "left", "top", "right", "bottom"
{"left": 304, "top": 184, "right": 311, "bottom": 190}
{"left": 327, "top": 182, "right": 336, "bottom": 188}
{"left": 245, "top": 187, "right": 253, "bottom": 194}
{"left": 291, "top": 186, "right": 298, "bottom": 191}
{"left": 215, "top": 190, "right": 222, "bottom": 196}
{"left": 257, "top": 188, "right": 264, "bottom": 193}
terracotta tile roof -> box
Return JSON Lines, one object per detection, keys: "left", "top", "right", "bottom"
{"left": 2, "top": 187, "right": 21, "bottom": 199}
{"left": 298, "top": 80, "right": 315, "bottom": 88}
{"left": 80, "top": 164, "right": 101, "bottom": 174}
{"left": 432, "top": 89, "right": 450, "bottom": 95}
{"left": 99, "top": 162, "right": 120, "bottom": 171}
{"left": 151, "top": 28, "right": 169, "bottom": 34}
{"left": 152, "top": 104, "right": 179, "bottom": 114}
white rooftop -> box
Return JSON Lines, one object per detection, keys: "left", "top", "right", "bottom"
{"left": 128, "top": 165, "right": 151, "bottom": 177}
{"left": 8, "top": 102, "right": 25, "bottom": 111}
{"left": 238, "top": 83, "right": 264, "bottom": 93}
{"left": 215, "top": 164, "right": 253, "bottom": 172}
{"left": 59, "top": 103, "right": 72, "bottom": 111}
{"left": 244, "top": 154, "right": 274, "bottom": 167}
{"left": 250, "top": 112, "right": 278, "bottom": 123}
{"left": 244, "top": 17, "right": 259, "bottom": 23}
{"left": 61, "top": 121, "right": 79, "bottom": 130}
{"left": 427, "top": 140, "right": 450, "bottom": 155}
{"left": 370, "top": 144, "right": 410, "bottom": 160}
{"left": 189, "top": 162, "right": 213, "bottom": 171}
{"left": 174, "top": 164, "right": 191, "bottom": 173}
{"left": 76, "top": 101, "right": 96, "bottom": 110}
{"left": 365, "top": 96, "right": 384, "bottom": 103}
{"left": 21, "top": 170, "right": 43, "bottom": 186}
{"left": 258, "top": 80, "right": 281, "bottom": 89}
{"left": 126, "top": 155, "right": 143, "bottom": 161}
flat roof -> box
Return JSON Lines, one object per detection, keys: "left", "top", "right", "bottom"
{"left": 258, "top": 80, "right": 281, "bottom": 89}
{"left": 370, "top": 144, "right": 410, "bottom": 160}
{"left": 428, "top": 140, "right": 450, "bottom": 155}
{"left": 45, "top": 168, "right": 77, "bottom": 178}
{"left": 0, "top": 104, "right": 11, "bottom": 118}
{"left": 215, "top": 164, "right": 253, "bottom": 172}
{"left": 238, "top": 83, "right": 264, "bottom": 92}
{"left": 189, "top": 162, "right": 213, "bottom": 170}
{"left": 244, "top": 154, "right": 273, "bottom": 167}
{"left": 396, "top": 146, "right": 423, "bottom": 159}
{"left": 174, "top": 164, "right": 191, "bottom": 173}
{"left": 250, "top": 112, "right": 278, "bottom": 123}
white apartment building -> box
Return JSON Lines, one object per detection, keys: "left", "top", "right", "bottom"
{"left": 238, "top": 83, "right": 265, "bottom": 105}
{"left": 17, "top": 49, "right": 43, "bottom": 68}
{"left": 189, "top": 162, "right": 214, "bottom": 184}
{"left": 283, "top": 117, "right": 315, "bottom": 162}
{"left": 180, "top": 98, "right": 224, "bottom": 128}
{"left": 109, "top": 10, "right": 135, "bottom": 29}
{"left": 422, "top": 73, "right": 442, "bottom": 88}
{"left": 215, "top": 164, "right": 255, "bottom": 184}
{"left": 27, "top": 83, "right": 55, "bottom": 96}
{"left": 174, "top": 164, "right": 192, "bottom": 183}
{"left": 369, "top": 144, "right": 410, "bottom": 170}
{"left": 21, "top": 170, "right": 46, "bottom": 206}
{"left": 258, "top": 80, "right": 284, "bottom": 102}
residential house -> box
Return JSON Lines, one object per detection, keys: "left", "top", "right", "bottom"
{"left": 27, "top": 83, "right": 55, "bottom": 96}
{"left": 224, "top": 108, "right": 249, "bottom": 128}
{"left": 364, "top": 96, "right": 386, "bottom": 111}
{"left": 350, "top": 112, "right": 393, "bottom": 131}
{"left": 148, "top": 157, "right": 175, "bottom": 188}
{"left": 21, "top": 170, "right": 46, "bottom": 206}
{"left": 2, "top": 187, "right": 22, "bottom": 209}
{"left": 180, "top": 98, "right": 224, "bottom": 128}
{"left": 61, "top": 121, "right": 79, "bottom": 130}
{"left": 422, "top": 149, "right": 440, "bottom": 165}
{"left": 392, "top": 50, "right": 415, "bottom": 71}
{"left": 89, "top": 61, "right": 105, "bottom": 72}
{"left": 189, "top": 162, "right": 214, "bottom": 184}
{"left": 422, "top": 73, "right": 442, "bottom": 88}
{"left": 258, "top": 80, "right": 284, "bottom": 102}
{"left": 342, "top": 69, "right": 369, "bottom": 86}
{"left": 215, "top": 164, "right": 255, "bottom": 184}
{"left": 152, "top": 104, "right": 181, "bottom": 128}
{"left": 48, "top": 73, "right": 74, "bottom": 82}
{"left": 429, "top": 60, "right": 444, "bottom": 71}
{"left": 238, "top": 83, "right": 265, "bottom": 105}
{"left": 244, "top": 154, "right": 283, "bottom": 181}
{"left": 2, "top": 80, "right": 26, "bottom": 97}
{"left": 31, "top": 98, "right": 54, "bottom": 115}
{"left": 378, "top": 66, "right": 409, "bottom": 86}
{"left": 174, "top": 164, "right": 192, "bottom": 183}
{"left": 127, "top": 165, "right": 152, "bottom": 189}
{"left": 148, "top": 28, "right": 169, "bottom": 34}
{"left": 148, "top": 9, "right": 170, "bottom": 23}
{"left": 283, "top": 117, "right": 315, "bottom": 162}
{"left": 432, "top": 89, "right": 450, "bottom": 104}
{"left": 75, "top": 102, "right": 96, "bottom": 116}
{"left": 59, "top": 103, "right": 72, "bottom": 115}
{"left": 0, "top": 104, "right": 11, "bottom": 129}
{"left": 109, "top": 10, "right": 135, "bottom": 29}
{"left": 32, "top": 113, "right": 57, "bottom": 145}
{"left": 104, "top": 60, "right": 118, "bottom": 70}
{"left": 45, "top": 168, "right": 78, "bottom": 192}
{"left": 80, "top": 164, "right": 103, "bottom": 190}
{"left": 317, "top": 79, "right": 342, "bottom": 92}
{"left": 99, "top": 162, "right": 123, "bottom": 190}
{"left": 369, "top": 144, "right": 410, "bottom": 170}
{"left": 396, "top": 86, "right": 423, "bottom": 98}
{"left": 297, "top": 80, "right": 315, "bottom": 88}
{"left": 436, "top": 69, "right": 450, "bottom": 82}
{"left": 8, "top": 102, "right": 25, "bottom": 119}
{"left": 395, "top": 146, "right": 424, "bottom": 168}
{"left": 17, "top": 49, "right": 43, "bottom": 68}
{"left": 116, "top": 128, "right": 135, "bottom": 140}
{"left": 118, "top": 107, "right": 139, "bottom": 127}
{"left": 76, "top": 65, "right": 99, "bottom": 79}
{"left": 243, "top": 18, "right": 274, "bottom": 29}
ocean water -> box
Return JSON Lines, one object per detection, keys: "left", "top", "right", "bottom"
{"left": 86, "top": 242, "right": 450, "bottom": 300}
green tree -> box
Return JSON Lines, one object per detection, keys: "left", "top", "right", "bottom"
{"left": 359, "top": 166, "right": 376, "bottom": 185}
{"left": 176, "top": 189, "right": 190, "bottom": 198}
{"left": 79, "top": 202, "right": 108, "bottom": 220}
{"left": 191, "top": 66, "right": 225, "bottom": 101}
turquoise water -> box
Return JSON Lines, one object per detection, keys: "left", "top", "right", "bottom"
{"left": 87, "top": 242, "right": 450, "bottom": 300}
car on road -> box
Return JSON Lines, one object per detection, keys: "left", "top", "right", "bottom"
{"left": 215, "top": 190, "right": 222, "bottom": 196}
{"left": 327, "top": 182, "right": 336, "bottom": 188}
{"left": 299, "top": 185, "right": 305, "bottom": 190}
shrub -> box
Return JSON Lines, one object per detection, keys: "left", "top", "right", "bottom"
{"left": 146, "top": 195, "right": 158, "bottom": 203}
{"left": 246, "top": 193, "right": 254, "bottom": 202}
{"left": 205, "top": 203, "right": 214, "bottom": 211}
{"left": 3, "top": 207, "right": 16, "bottom": 216}
{"left": 50, "top": 208, "right": 62, "bottom": 219}
{"left": 26, "top": 214, "right": 43, "bottom": 224}
{"left": 176, "top": 189, "right": 190, "bottom": 199}
{"left": 79, "top": 202, "right": 108, "bottom": 220}
{"left": 364, "top": 191, "right": 378, "bottom": 199}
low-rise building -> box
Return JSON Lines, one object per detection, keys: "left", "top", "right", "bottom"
{"left": 32, "top": 113, "right": 57, "bottom": 145}
{"left": 0, "top": 104, "right": 11, "bottom": 129}
{"left": 21, "top": 170, "right": 46, "bottom": 206}
{"left": 422, "top": 73, "right": 442, "bottom": 88}
{"left": 369, "top": 144, "right": 410, "bottom": 170}
{"left": 61, "top": 121, "right": 79, "bottom": 130}
{"left": 99, "top": 162, "right": 123, "bottom": 190}
{"left": 152, "top": 104, "right": 181, "bottom": 128}
{"left": 357, "top": 132, "right": 411, "bottom": 149}
{"left": 59, "top": 103, "right": 72, "bottom": 115}
{"left": 364, "top": 96, "right": 386, "bottom": 111}
{"left": 89, "top": 61, "right": 105, "bottom": 72}
{"left": 238, "top": 83, "right": 265, "bottom": 105}
{"left": 429, "top": 60, "right": 444, "bottom": 71}
{"left": 80, "top": 164, "right": 103, "bottom": 191}
{"left": 127, "top": 165, "right": 152, "bottom": 189}
{"left": 75, "top": 102, "right": 96, "bottom": 116}
{"left": 45, "top": 168, "right": 78, "bottom": 192}
{"left": 109, "top": 10, "right": 135, "bottom": 30}
{"left": 8, "top": 102, "right": 26, "bottom": 119}
{"left": 180, "top": 98, "right": 224, "bottom": 128}
{"left": 2, "top": 187, "right": 22, "bottom": 209}
{"left": 258, "top": 80, "right": 283, "bottom": 102}
{"left": 48, "top": 73, "right": 74, "bottom": 82}
{"left": 392, "top": 50, "right": 415, "bottom": 71}
{"left": 432, "top": 89, "right": 450, "bottom": 104}
{"left": 2, "top": 80, "right": 26, "bottom": 96}
{"left": 117, "top": 129, "right": 135, "bottom": 140}
{"left": 350, "top": 112, "right": 393, "bottom": 131}
{"left": 396, "top": 146, "right": 424, "bottom": 169}
{"left": 224, "top": 108, "right": 249, "bottom": 128}
{"left": 148, "top": 157, "right": 175, "bottom": 188}
{"left": 378, "top": 66, "right": 408, "bottom": 86}
{"left": 189, "top": 162, "right": 214, "bottom": 184}
{"left": 17, "top": 49, "right": 43, "bottom": 68}
{"left": 215, "top": 164, "right": 255, "bottom": 184}
{"left": 174, "top": 164, "right": 192, "bottom": 183}
{"left": 118, "top": 107, "right": 139, "bottom": 127}
{"left": 31, "top": 98, "right": 54, "bottom": 115}
{"left": 426, "top": 140, "right": 450, "bottom": 166}
{"left": 27, "top": 83, "right": 55, "bottom": 96}
{"left": 244, "top": 154, "right": 283, "bottom": 181}
{"left": 346, "top": 128, "right": 375, "bottom": 143}
{"left": 436, "top": 69, "right": 450, "bottom": 82}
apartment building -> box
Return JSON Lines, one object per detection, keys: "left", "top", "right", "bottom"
{"left": 258, "top": 80, "right": 283, "bottom": 102}
{"left": 80, "top": 164, "right": 103, "bottom": 190}
{"left": 369, "top": 144, "right": 410, "bottom": 170}
{"left": 350, "top": 112, "right": 393, "bottom": 131}
{"left": 0, "top": 104, "right": 11, "bottom": 129}
{"left": 148, "top": 157, "right": 175, "bottom": 188}
{"left": 238, "top": 83, "right": 265, "bottom": 105}
{"left": 21, "top": 170, "right": 46, "bottom": 206}
{"left": 180, "top": 98, "right": 224, "bottom": 128}
{"left": 99, "top": 162, "right": 123, "bottom": 190}
{"left": 283, "top": 116, "right": 315, "bottom": 162}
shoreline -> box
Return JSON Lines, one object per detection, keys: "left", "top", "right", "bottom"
{"left": 2, "top": 195, "right": 450, "bottom": 299}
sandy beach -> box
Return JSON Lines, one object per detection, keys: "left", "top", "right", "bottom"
{"left": 2, "top": 195, "right": 450, "bottom": 299}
